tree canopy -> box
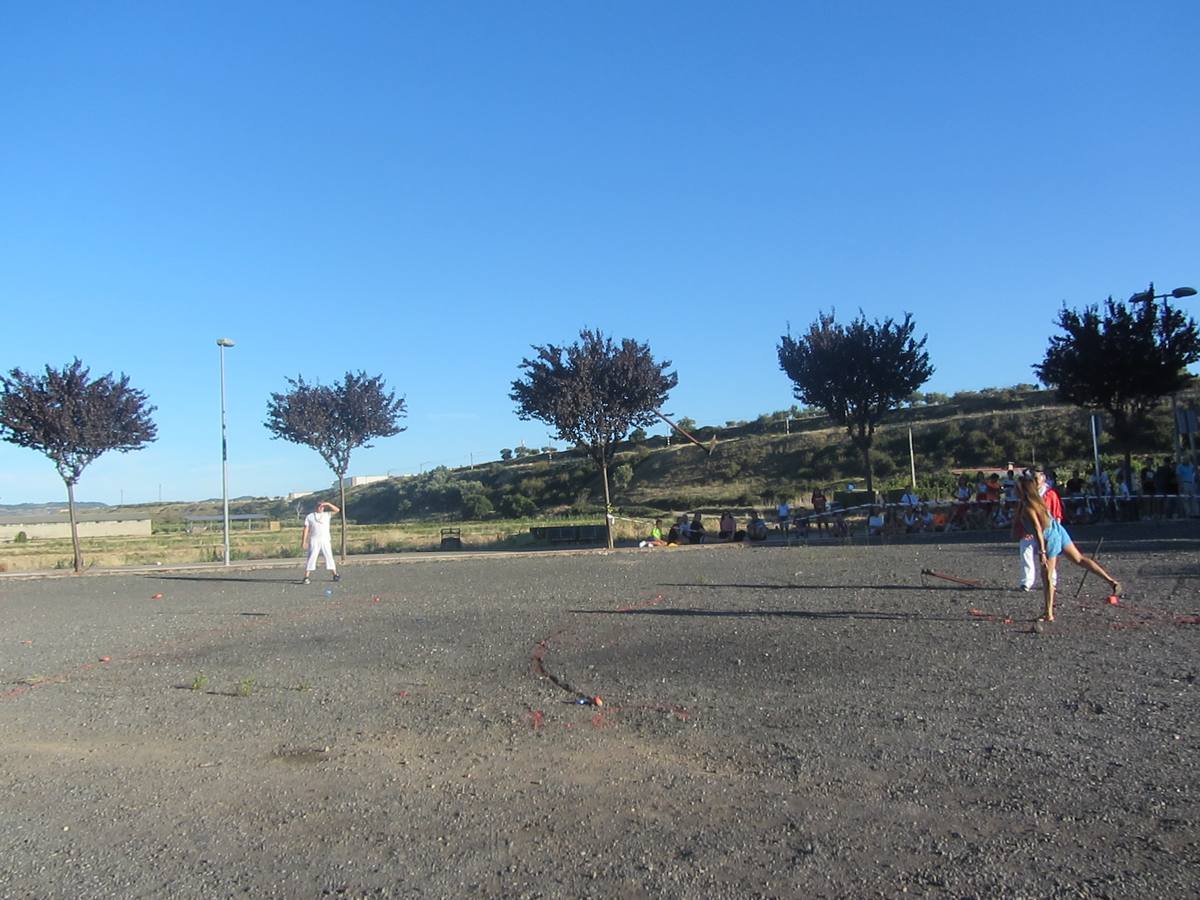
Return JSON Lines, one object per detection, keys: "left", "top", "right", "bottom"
{"left": 1034, "top": 295, "right": 1200, "bottom": 473}
{"left": 778, "top": 310, "right": 933, "bottom": 494}
{"left": 510, "top": 328, "right": 676, "bottom": 547}
{"left": 265, "top": 371, "right": 407, "bottom": 557}
{"left": 0, "top": 359, "right": 156, "bottom": 572}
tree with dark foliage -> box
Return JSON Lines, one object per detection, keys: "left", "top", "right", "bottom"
{"left": 778, "top": 310, "right": 933, "bottom": 495}
{"left": 510, "top": 329, "right": 676, "bottom": 549}
{"left": 1035, "top": 295, "right": 1200, "bottom": 479}
{"left": 265, "top": 372, "right": 406, "bottom": 559}
{"left": 0, "top": 359, "right": 157, "bottom": 573}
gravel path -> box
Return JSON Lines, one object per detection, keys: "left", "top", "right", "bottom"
{"left": 2, "top": 522, "right": 1198, "bottom": 898}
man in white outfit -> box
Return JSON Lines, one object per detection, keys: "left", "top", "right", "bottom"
{"left": 302, "top": 500, "right": 340, "bottom": 584}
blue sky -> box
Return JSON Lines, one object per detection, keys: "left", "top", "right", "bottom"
{"left": 2, "top": 2, "right": 1197, "bottom": 505}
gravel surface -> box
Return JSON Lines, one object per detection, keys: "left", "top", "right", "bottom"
{"left": 2, "top": 522, "right": 1198, "bottom": 898}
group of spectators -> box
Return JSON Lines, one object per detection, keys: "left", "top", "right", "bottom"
{"left": 639, "top": 456, "right": 1198, "bottom": 547}
{"left": 639, "top": 511, "right": 774, "bottom": 547}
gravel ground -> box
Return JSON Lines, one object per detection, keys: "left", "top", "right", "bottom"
{"left": 1, "top": 522, "right": 1198, "bottom": 898}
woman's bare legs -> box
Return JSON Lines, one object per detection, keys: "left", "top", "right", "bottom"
{"left": 1060, "top": 542, "right": 1121, "bottom": 595}
{"left": 1042, "top": 556, "right": 1057, "bottom": 621}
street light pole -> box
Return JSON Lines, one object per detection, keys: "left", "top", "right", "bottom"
{"left": 217, "top": 338, "right": 235, "bottom": 566}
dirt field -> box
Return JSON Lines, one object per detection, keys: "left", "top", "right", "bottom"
{"left": 2, "top": 522, "right": 1198, "bottom": 898}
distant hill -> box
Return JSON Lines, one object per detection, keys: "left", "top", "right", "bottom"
{"left": 10, "top": 384, "right": 1192, "bottom": 527}
{"left": 0, "top": 501, "right": 105, "bottom": 517}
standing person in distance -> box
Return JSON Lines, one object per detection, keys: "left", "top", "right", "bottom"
{"left": 810, "top": 486, "right": 828, "bottom": 532}
{"left": 302, "top": 500, "right": 341, "bottom": 584}
{"left": 1016, "top": 475, "right": 1119, "bottom": 622}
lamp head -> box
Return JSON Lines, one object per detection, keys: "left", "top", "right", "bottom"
{"left": 216, "top": 338, "right": 235, "bottom": 348}
{"left": 1170, "top": 286, "right": 1197, "bottom": 299}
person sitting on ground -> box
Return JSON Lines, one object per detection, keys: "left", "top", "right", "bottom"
{"left": 666, "top": 516, "right": 685, "bottom": 545}
{"left": 718, "top": 510, "right": 737, "bottom": 541}
{"left": 974, "top": 471, "right": 988, "bottom": 503}
{"left": 688, "top": 512, "right": 706, "bottom": 544}
{"left": 746, "top": 510, "right": 769, "bottom": 542}
{"left": 985, "top": 473, "right": 1002, "bottom": 507}
{"left": 638, "top": 518, "right": 667, "bottom": 548}
{"left": 790, "top": 503, "right": 810, "bottom": 537}
{"left": 832, "top": 511, "right": 850, "bottom": 539}
{"left": 920, "top": 504, "right": 936, "bottom": 532}
{"left": 1001, "top": 467, "right": 1018, "bottom": 503}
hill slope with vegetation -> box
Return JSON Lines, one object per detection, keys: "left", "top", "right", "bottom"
{"left": 337, "top": 384, "right": 1193, "bottom": 522}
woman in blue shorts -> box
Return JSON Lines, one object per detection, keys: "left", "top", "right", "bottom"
{"left": 1017, "top": 476, "right": 1120, "bottom": 622}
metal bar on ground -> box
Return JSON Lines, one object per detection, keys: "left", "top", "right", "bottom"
{"left": 920, "top": 568, "right": 982, "bottom": 588}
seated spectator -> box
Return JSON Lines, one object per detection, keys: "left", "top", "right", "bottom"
{"left": 902, "top": 507, "right": 920, "bottom": 533}
{"left": 832, "top": 512, "right": 850, "bottom": 539}
{"left": 667, "top": 515, "right": 688, "bottom": 545}
{"left": 688, "top": 512, "right": 706, "bottom": 544}
{"left": 776, "top": 499, "right": 790, "bottom": 535}
{"left": 746, "top": 511, "right": 769, "bottom": 542}
{"left": 1001, "top": 467, "right": 1018, "bottom": 502}
{"left": 921, "top": 504, "right": 936, "bottom": 531}
{"left": 718, "top": 511, "right": 737, "bottom": 541}
{"left": 791, "top": 504, "right": 810, "bottom": 537}
{"left": 638, "top": 518, "right": 667, "bottom": 548}
{"left": 985, "top": 474, "right": 1002, "bottom": 507}
{"left": 867, "top": 506, "right": 885, "bottom": 537}
{"left": 931, "top": 508, "right": 948, "bottom": 531}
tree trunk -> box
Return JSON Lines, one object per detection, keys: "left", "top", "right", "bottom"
{"left": 338, "top": 477, "right": 348, "bottom": 561}
{"left": 66, "top": 479, "right": 82, "bottom": 574}
{"left": 601, "top": 459, "right": 614, "bottom": 550}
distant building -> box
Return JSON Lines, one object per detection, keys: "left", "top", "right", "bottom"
{"left": 286, "top": 490, "right": 314, "bottom": 501}
{"left": 0, "top": 512, "right": 152, "bottom": 543}
{"left": 338, "top": 475, "right": 388, "bottom": 489}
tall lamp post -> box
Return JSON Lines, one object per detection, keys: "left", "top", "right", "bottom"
{"left": 217, "top": 338, "right": 236, "bottom": 566}
{"left": 1128, "top": 283, "right": 1197, "bottom": 459}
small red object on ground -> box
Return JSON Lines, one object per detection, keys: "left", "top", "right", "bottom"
{"left": 151, "top": 593, "right": 163, "bottom": 600}
{"left": 1107, "top": 595, "right": 1120, "bottom": 605}
{"left": 99, "top": 656, "right": 111, "bottom": 663}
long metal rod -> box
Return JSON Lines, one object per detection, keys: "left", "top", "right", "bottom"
{"left": 920, "top": 568, "right": 982, "bottom": 588}
{"left": 653, "top": 409, "right": 714, "bottom": 454}
{"left": 1073, "top": 536, "right": 1103, "bottom": 598}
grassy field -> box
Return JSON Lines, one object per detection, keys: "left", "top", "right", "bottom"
{"left": 0, "top": 515, "right": 646, "bottom": 573}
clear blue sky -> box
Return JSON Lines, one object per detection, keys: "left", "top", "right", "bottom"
{"left": 2, "top": 2, "right": 1197, "bottom": 505}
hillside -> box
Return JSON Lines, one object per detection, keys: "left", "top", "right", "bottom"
{"left": 337, "top": 385, "right": 1194, "bottom": 522}
{"left": 12, "top": 385, "right": 1191, "bottom": 529}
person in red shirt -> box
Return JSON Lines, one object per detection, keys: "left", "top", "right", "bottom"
{"left": 810, "top": 487, "right": 828, "bottom": 532}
